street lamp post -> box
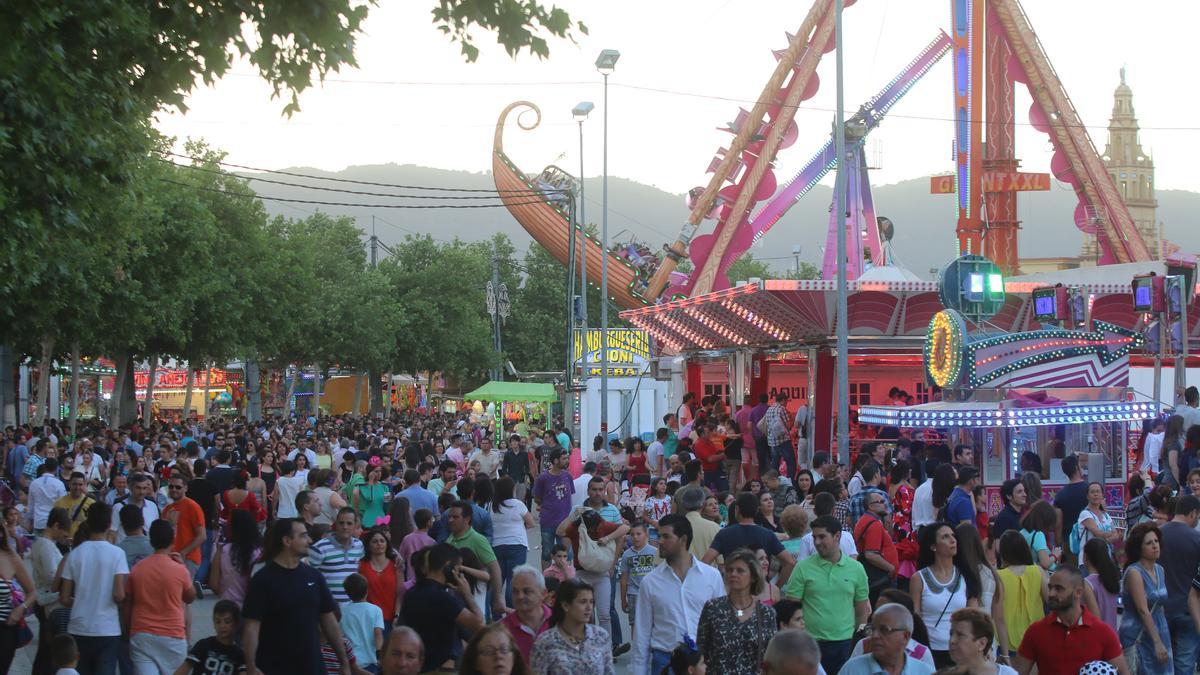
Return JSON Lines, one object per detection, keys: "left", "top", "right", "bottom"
{"left": 834, "top": 0, "right": 850, "bottom": 464}
{"left": 595, "top": 48, "right": 619, "bottom": 439}
{"left": 573, "top": 101, "right": 594, "bottom": 442}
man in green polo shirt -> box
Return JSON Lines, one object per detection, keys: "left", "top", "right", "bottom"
{"left": 445, "top": 500, "right": 506, "bottom": 617}
{"left": 784, "top": 514, "right": 870, "bottom": 675}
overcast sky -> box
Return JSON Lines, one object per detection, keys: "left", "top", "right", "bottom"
{"left": 155, "top": 0, "right": 1198, "bottom": 197}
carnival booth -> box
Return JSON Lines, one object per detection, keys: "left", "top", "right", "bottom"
{"left": 858, "top": 256, "right": 1156, "bottom": 513}
{"left": 463, "top": 381, "right": 559, "bottom": 445}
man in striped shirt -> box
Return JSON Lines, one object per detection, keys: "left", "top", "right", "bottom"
{"left": 308, "top": 507, "right": 365, "bottom": 604}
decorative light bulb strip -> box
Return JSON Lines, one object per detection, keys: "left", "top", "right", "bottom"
{"left": 857, "top": 401, "right": 1157, "bottom": 429}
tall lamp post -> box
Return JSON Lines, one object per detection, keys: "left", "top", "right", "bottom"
{"left": 595, "top": 48, "right": 619, "bottom": 439}
{"left": 572, "top": 101, "right": 594, "bottom": 441}
{"left": 834, "top": 0, "right": 850, "bottom": 464}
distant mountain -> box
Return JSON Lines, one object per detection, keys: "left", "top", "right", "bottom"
{"left": 245, "top": 163, "right": 1198, "bottom": 277}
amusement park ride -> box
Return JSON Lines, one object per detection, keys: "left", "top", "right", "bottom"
{"left": 492, "top": 0, "right": 1156, "bottom": 312}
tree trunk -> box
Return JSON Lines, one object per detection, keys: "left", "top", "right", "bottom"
{"left": 68, "top": 344, "right": 81, "bottom": 437}
{"left": 182, "top": 366, "right": 196, "bottom": 423}
{"left": 118, "top": 358, "right": 138, "bottom": 427}
{"left": 428, "top": 371, "right": 437, "bottom": 414}
{"left": 245, "top": 359, "right": 263, "bottom": 423}
{"left": 143, "top": 354, "right": 159, "bottom": 425}
{"left": 111, "top": 351, "right": 129, "bottom": 425}
{"left": 36, "top": 337, "right": 54, "bottom": 425}
{"left": 0, "top": 345, "right": 15, "bottom": 428}
{"left": 312, "top": 364, "right": 322, "bottom": 419}
{"left": 368, "top": 369, "right": 384, "bottom": 417}
{"left": 201, "top": 362, "right": 213, "bottom": 421}
{"left": 353, "top": 372, "right": 364, "bottom": 416}
{"left": 285, "top": 366, "right": 300, "bottom": 416}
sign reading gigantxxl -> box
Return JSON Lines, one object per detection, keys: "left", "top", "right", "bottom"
{"left": 573, "top": 329, "right": 652, "bottom": 378}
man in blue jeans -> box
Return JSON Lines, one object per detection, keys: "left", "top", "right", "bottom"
{"left": 765, "top": 392, "right": 796, "bottom": 478}
{"left": 61, "top": 502, "right": 128, "bottom": 675}
{"left": 531, "top": 449, "right": 573, "bottom": 563}
{"left": 1159, "top": 495, "right": 1200, "bottom": 675}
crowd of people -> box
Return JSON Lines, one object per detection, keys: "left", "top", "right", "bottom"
{"left": 0, "top": 385, "right": 1199, "bottom": 675}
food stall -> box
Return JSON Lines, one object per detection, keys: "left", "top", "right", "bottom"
{"left": 462, "top": 381, "right": 559, "bottom": 446}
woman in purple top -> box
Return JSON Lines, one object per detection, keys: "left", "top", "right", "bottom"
{"left": 1082, "top": 537, "right": 1121, "bottom": 634}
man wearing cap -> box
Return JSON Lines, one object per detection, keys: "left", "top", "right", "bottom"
{"left": 532, "top": 448, "right": 574, "bottom": 564}
{"left": 945, "top": 466, "right": 979, "bottom": 527}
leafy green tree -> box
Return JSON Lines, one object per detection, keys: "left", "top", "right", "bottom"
{"left": 381, "top": 235, "right": 495, "bottom": 382}
{"left": 0, "top": 0, "right": 585, "bottom": 326}
{"left": 433, "top": 0, "right": 588, "bottom": 61}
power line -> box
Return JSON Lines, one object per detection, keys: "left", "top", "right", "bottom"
{"left": 223, "top": 73, "right": 595, "bottom": 88}
{"left": 164, "top": 152, "right": 559, "bottom": 194}
{"left": 208, "top": 73, "right": 1200, "bottom": 132}
{"left": 156, "top": 178, "right": 557, "bottom": 209}
{"left": 160, "top": 159, "right": 532, "bottom": 200}
{"left": 609, "top": 82, "right": 1200, "bottom": 132}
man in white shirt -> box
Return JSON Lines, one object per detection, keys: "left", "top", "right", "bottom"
{"left": 62, "top": 502, "right": 130, "bottom": 674}
{"left": 468, "top": 437, "right": 502, "bottom": 478}
{"left": 911, "top": 473, "right": 936, "bottom": 530}
{"left": 109, "top": 473, "right": 161, "bottom": 544}
{"left": 1141, "top": 418, "right": 1165, "bottom": 473}
{"left": 792, "top": 493, "right": 858, "bottom": 561}
{"left": 274, "top": 460, "right": 307, "bottom": 519}
{"left": 286, "top": 440, "right": 318, "bottom": 468}
{"left": 29, "top": 457, "right": 67, "bottom": 532}
{"left": 571, "top": 462, "right": 595, "bottom": 511}
{"left": 1176, "top": 386, "right": 1200, "bottom": 433}
{"left": 632, "top": 513, "right": 725, "bottom": 675}
{"left": 646, "top": 429, "right": 666, "bottom": 478}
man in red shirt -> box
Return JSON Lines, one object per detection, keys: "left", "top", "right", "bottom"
{"left": 163, "top": 474, "right": 207, "bottom": 591}
{"left": 853, "top": 490, "right": 897, "bottom": 607}
{"left": 1015, "top": 567, "right": 1128, "bottom": 675}
{"left": 692, "top": 423, "right": 727, "bottom": 491}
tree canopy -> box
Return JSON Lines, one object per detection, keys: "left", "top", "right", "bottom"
{"left": 0, "top": 0, "right": 584, "bottom": 326}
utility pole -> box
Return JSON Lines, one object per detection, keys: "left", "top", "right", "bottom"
{"left": 564, "top": 192, "right": 577, "bottom": 438}
{"left": 370, "top": 215, "right": 378, "bottom": 268}
{"left": 834, "top": 0, "right": 850, "bottom": 465}
{"left": 488, "top": 241, "right": 506, "bottom": 382}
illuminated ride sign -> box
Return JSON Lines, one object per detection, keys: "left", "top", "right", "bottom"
{"left": 573, "top": 329, "right": 652, "bottom": 379}
{"left": 135, "top": 369, "right": 228, "bottom": 390}
{"left": 924, "top": 307, "right": 1142, "bottom": 390}
{"left": 925, "top": 310, "right": 967, "bottom": 389}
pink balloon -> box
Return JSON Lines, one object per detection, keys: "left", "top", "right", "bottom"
{"left": 1006, "top": 55, "right": 1028, "bottom": 84}
{"left": 1028, "top": 103, "right": 1049, "bottom": 134}
{"left": 1050, "top": 151, "right": 1076, "bottom": 184}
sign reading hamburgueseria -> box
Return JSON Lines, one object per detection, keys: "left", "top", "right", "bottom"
{"left": 573, "top": 329, "right": 652, "bottom": 378}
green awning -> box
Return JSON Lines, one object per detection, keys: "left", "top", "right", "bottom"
{"left": 463, "top": 381, "right": 558, "bottom": 403}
